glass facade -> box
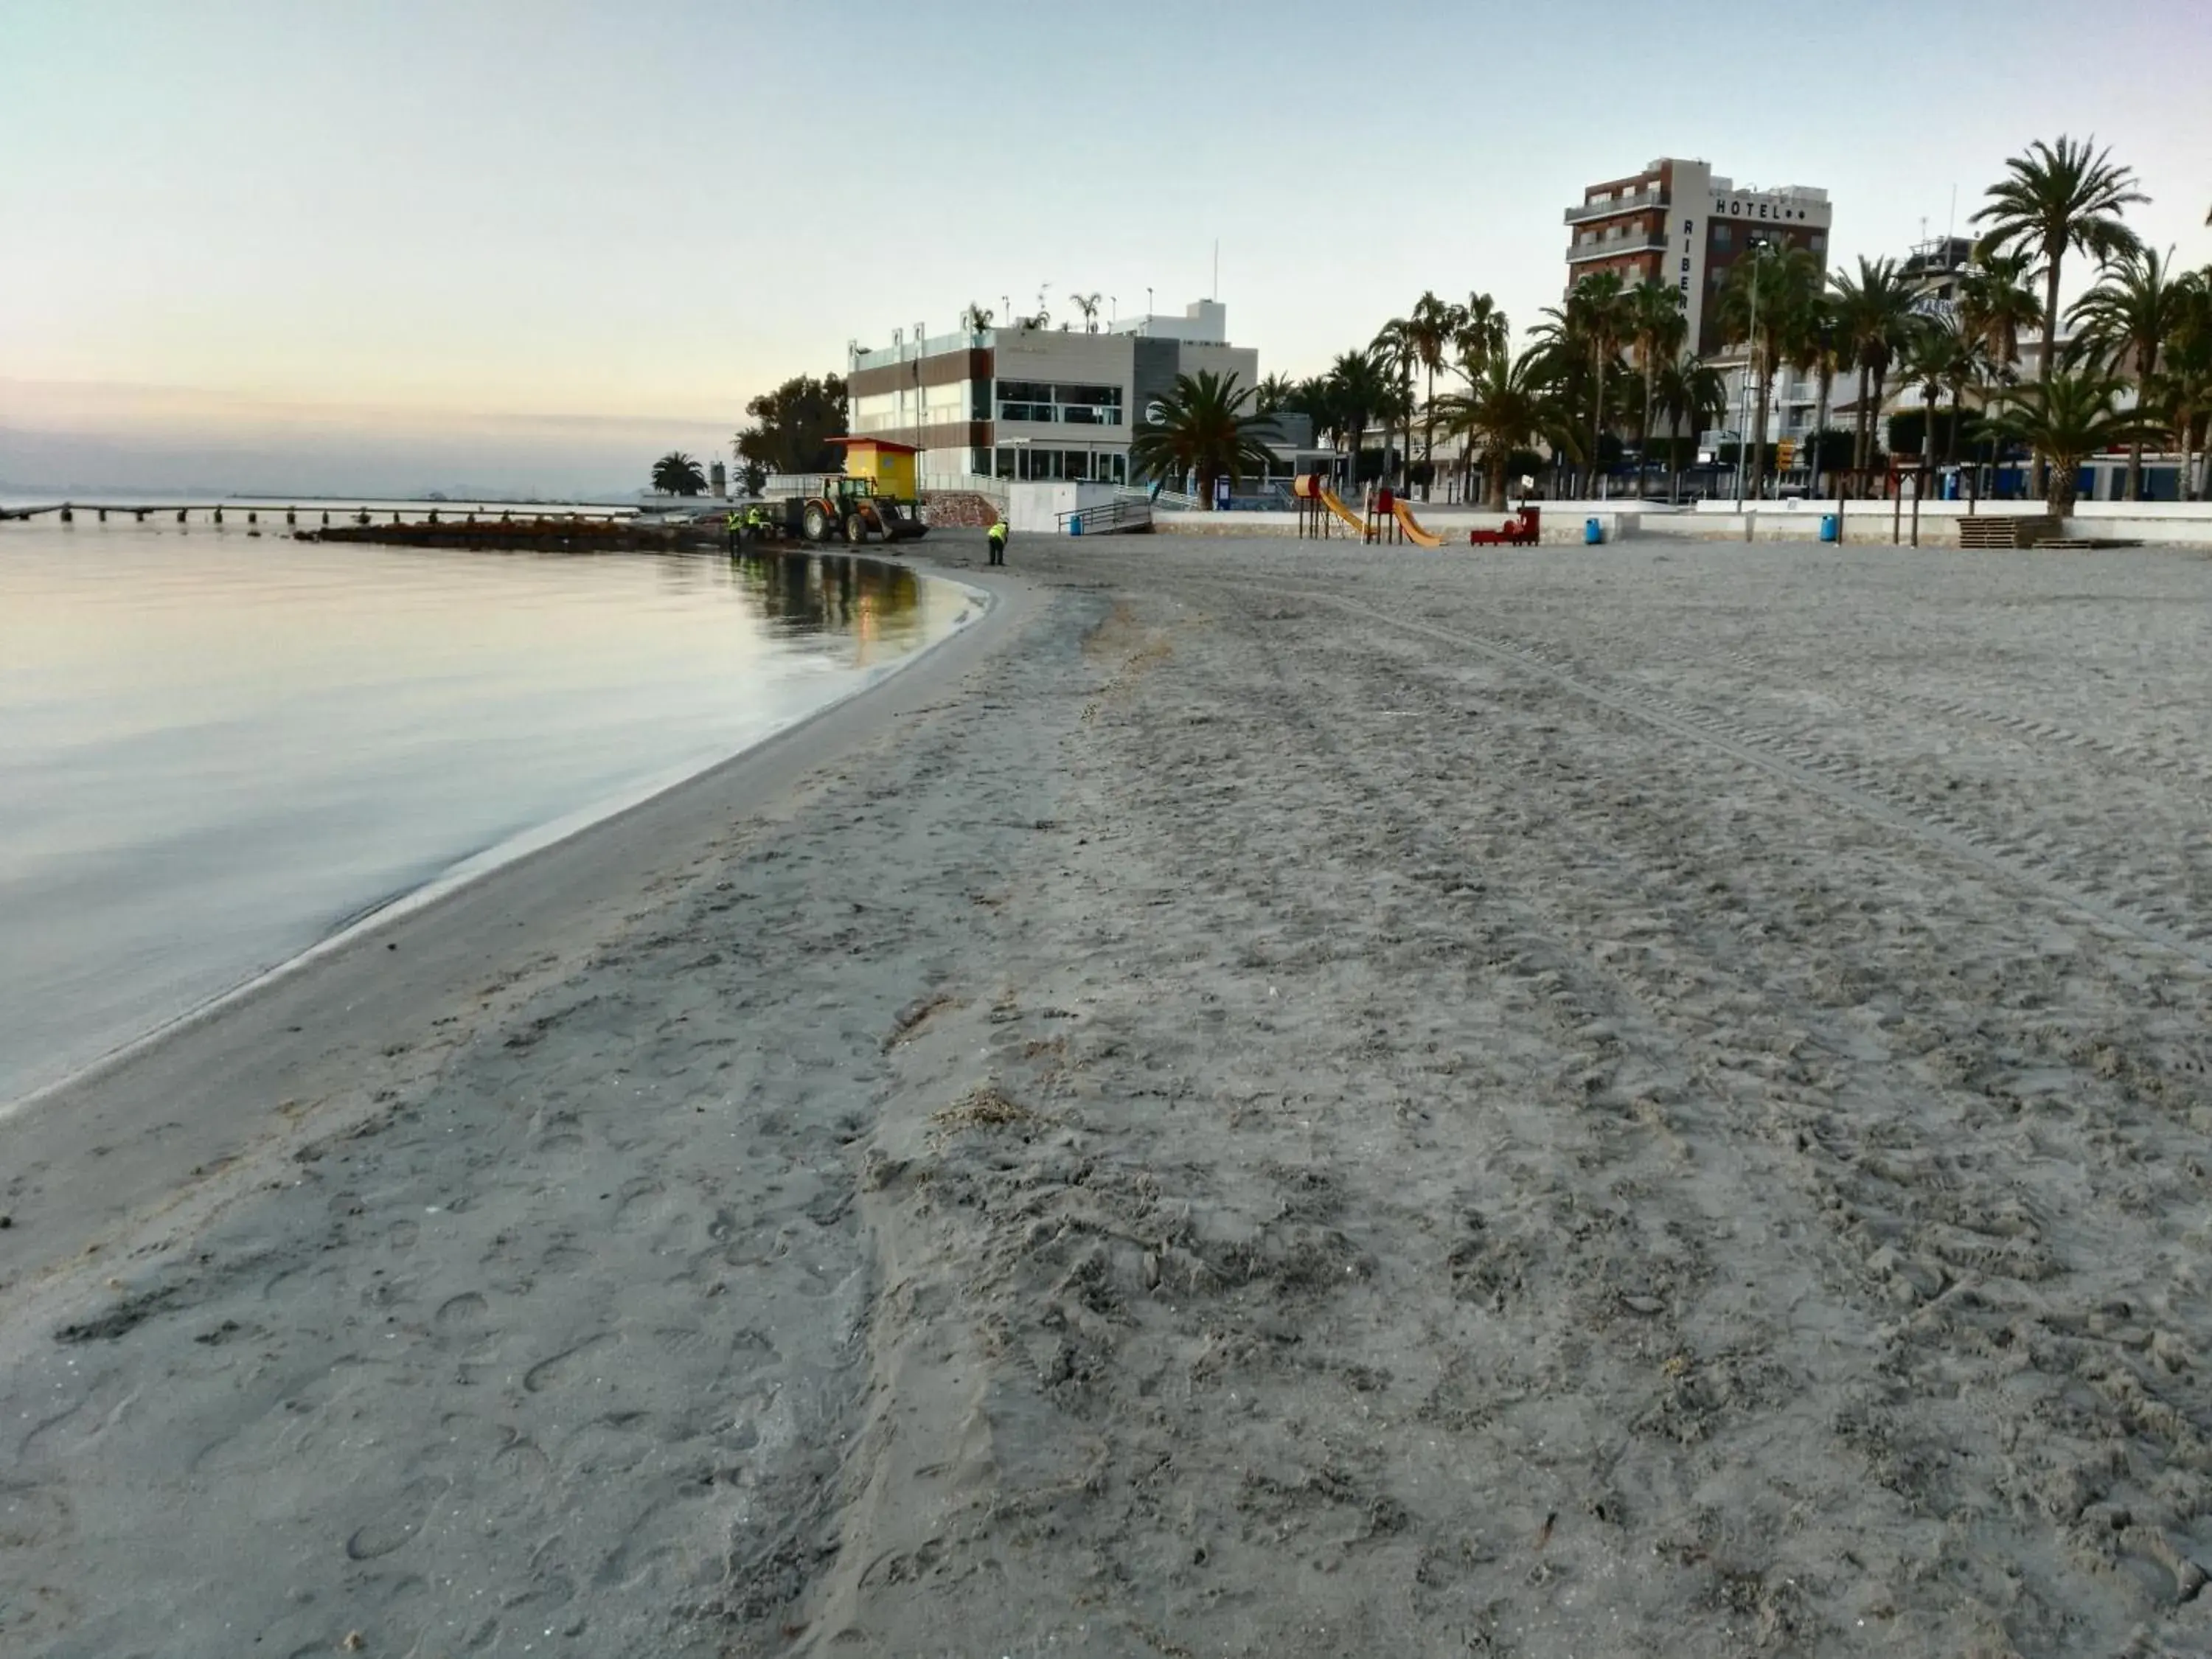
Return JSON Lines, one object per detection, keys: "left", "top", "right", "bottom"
{"left": 994, "top": 380, "right": 1124, "bottom": 427}
{"left": 991, "top": 447, "right": 1128, "bottom": 482}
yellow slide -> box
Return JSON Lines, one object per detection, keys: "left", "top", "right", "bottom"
{"left": 1317, "top": 487, "right": 1371, "bottom": 538}
{"left": 1392, "top": 501, "right": 1443, "bottom": 547}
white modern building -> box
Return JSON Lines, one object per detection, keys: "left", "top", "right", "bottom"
{"left": 845, "top": 300, "right": 1259, "bottom": 490}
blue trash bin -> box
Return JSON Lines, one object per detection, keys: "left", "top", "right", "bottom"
{"left": 1068, "top": 513, "right": 1083, "bottom": 536}
{"left": 1820, "top": 513, "right": 1840, "bottom": 543}
{"left": 1584, "top": 517, "right": 1604, "bottom": 546}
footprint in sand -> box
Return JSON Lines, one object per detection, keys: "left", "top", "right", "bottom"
{"left": 524, "top": 1332, "right": 617, "bottom": 1394}
{"left": 344, "top": 1474, "right": 450, "bottom": 1559}
{"left": 434, "top": 1291, "right": 490, "bottom": 1332}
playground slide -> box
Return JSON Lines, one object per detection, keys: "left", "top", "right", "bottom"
{"left": 1391, "top": 501, "right": 1443, "bottom": 547}
{"left": 1317, "top": 487, "right": 1371, "bottom": 538}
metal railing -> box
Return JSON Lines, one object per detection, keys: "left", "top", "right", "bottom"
{"left": 1055, "top": 498, "right": 1153, "bottom": 535}
{"left": 1565, "top": 231, "right": 1667, "bottom": 263}
{"left": 1564, "top": 188, "right": 1665, "bottom": 225}
{"left": 919, "top": 472, "right": 1010, "bottom": 506}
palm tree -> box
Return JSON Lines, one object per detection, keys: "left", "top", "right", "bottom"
{"left": 1989, "top": 366, "right": 2158, "bottom": 514}
{"left": 1404, "top": 292, "right": 1458, "bottom": 498}
{"left": 961, "top": 302, "right": 995, "bottom": 336}
{"left": 1899, "top": 320, "right": 1963, "bottom": 480}
{"left": 1627, "top": 280, "right": 1688, "bottom": 493}
{"left": 1255, "top": 373, "right": 1298, "bottom": 416}
{"left": 1327, "top": 349, "right": 1389, "bottom": 490}
{"left": 1070, "top": 293, "right": 1103, "bottom": 333}
{"left": 1653, "top": 352, "right": 1728, "bottom": 504}
{"left": 1973, "top": 135, "right": 2147, "bottom": 383}
{"left": 1957, "top": 250, "right": 2042, "bottom": 375}
{"left": 1450, "top": 293, "right": 1510, "bottom": 497}
{"left": 1789, "top": 293, "right": 1844, "bottom": 495}
{"left": 1287, "top": 375, "right": 1344, "bottom": 467}
{"left": 1437, "top": 347, "right": 1579, "bottom": 509}
{"left": 1829, "top": 257, "right": 1921, "bottom": 490}
{"left": 1371, "top": 317, "right": 1422, "bottom": 488}
{"left": 1452, "top": 293, "right": 1511, "bottom": 386}
{"left": 2152, "top": 273, "right": 2212, "bottom": 501}
{"left": 2070, "top": 244, "right": 2185, "bottom": 498}
{"left": 1128, "top": 369, "right": 1279, "bottom": 509}
{"left": 1717, "top": 246, "right": 1820, "bottom": 501}
{"left": 1540, "top": 271, "right": 1631, "bottom": 495}
{"left": 651, "top": 451, "right": 707, "bottom": 495}
{"left": 1936, "top": 323, "right": 2001, "bottom": 507}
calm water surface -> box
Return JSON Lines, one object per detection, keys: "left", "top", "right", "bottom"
{"left": 0, "top": 519, "right": 972, "bottom": 1104}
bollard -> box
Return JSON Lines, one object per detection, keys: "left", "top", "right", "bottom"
{"left": 98, "top": 508, "right": 108, "bottom": 522}
{"left": 178, "top": 509, "right": 188, "bottom": 524}
{"left": 212, "top": 506, "right": 223, "bottom": 524}
{"left": 428, "top": 509, "right": 439, "bottom": 524}
{"left": 321, "top": 511, "right": 330, "bottom": 526}
{"left": 136, "top": 509, "right": 147, "bottom": 522}
{"left": 60, "top": 506, "right": 74, "bottom": 524}
{"left": 287, "top": 508, "right": 296, "bottom": 525}
{"left": 248, "top": 509, "right": 257, "bottom": 525}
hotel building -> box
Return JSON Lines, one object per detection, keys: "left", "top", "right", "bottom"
{"left": 1565, "top": 158, "right": 1834, "bottom": 358}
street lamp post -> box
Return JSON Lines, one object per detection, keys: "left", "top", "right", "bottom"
{"left": 1734, "top": 237, "right": 1773, "bottom": 539}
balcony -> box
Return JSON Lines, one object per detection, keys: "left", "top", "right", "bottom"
{"left": 1564, "top": 187, "right": 1665, "bottom": 225}
{"left": 1565, "top": 231, "right": 1666, "bottom": 264}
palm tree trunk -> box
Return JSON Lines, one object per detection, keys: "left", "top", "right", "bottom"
{"left": 1422, "top": 365, "right": 1436, "bottom": 501}
{"left": 1668, "top": 408, "right": 1682, "bottom": 504}
{"left": 2126, "top": 437, "right": 2143, "bottom": 501}
{"left": 1590, "top": 352, "right": 1606, "bottom": 498}
{"left": 1851, "top": 364, "right": 1871, "bottom": 487}
{"left": 2034, "top": 252, "right": 2063, "bottom": 497}
{"left": 1870, "top": 367, "right": 1891, "bottom": 486}
{"left": 1811, "top": 371, "right": 1832, "bottom": 496}
{"left": 1641, "top": 358, "right": 1657, "bottom": 498}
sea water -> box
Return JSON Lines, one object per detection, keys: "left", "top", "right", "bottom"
{"left": 0, "top": 515, "right": 971, "bottom": 1104}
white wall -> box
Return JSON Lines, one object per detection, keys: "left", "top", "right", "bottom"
{"left": 1006, "top": 481, "right": 1121, "bottom": 534}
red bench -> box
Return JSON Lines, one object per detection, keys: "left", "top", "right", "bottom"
{"left": 1468, "top": 507, "right": 1540, "bottom": 546}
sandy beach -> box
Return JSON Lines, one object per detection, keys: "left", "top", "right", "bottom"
{"left": 9, "top": 530, "right": 2212, "bottom": 1657}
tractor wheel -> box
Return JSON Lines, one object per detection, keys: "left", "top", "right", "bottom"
{"left": 844, "top": 512, "right": 868, "bottom": 544}
{"left": 802, "top": 503, "right": 831, "bottom": 543}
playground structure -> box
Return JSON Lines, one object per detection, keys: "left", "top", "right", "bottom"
{"left": 1467, "top": 506, "right": 1542, "bottom": 546}
{"left": 1290, "top": 474, "right": 1443, "bottom": 546}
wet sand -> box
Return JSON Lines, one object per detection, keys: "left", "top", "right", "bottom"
{"left": 8, "top": 532, "right": 2212, "bottom": 1656}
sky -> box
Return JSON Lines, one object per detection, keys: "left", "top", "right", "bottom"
{"left": 5, "top": 0, "right": 2209, "bottom": 496}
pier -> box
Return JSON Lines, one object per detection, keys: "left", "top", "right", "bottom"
{"left": 1, "top": 503, "right": 639, "bottom": 526}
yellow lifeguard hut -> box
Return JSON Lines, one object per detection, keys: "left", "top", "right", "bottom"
{"left": 824, "top": 437, "right": 918, "bottom": 504}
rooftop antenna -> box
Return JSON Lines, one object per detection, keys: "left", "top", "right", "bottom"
{"left": 1212, "top": 240, "right": 1219, "bottom": 300}
{"left": 1946, "top": 183, "right": 1958, "bottom": 250}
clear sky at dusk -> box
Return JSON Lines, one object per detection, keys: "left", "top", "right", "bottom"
{"left": 6, "top": 0, "right": 2208, "bottom": 495}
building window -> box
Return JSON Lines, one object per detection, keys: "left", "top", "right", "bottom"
{"left": 1810, "top": 232, "right": 1826, "bottom": 254}
{"left": 1712, "top": 223, "right": 1733, "bottom": 248}
{"left": 995, "top": 380, "right": 1124, "bottom": 427}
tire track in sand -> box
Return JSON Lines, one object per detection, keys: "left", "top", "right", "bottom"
{"left": 1240, "top": 582, "right": 2212, "bottom": 973}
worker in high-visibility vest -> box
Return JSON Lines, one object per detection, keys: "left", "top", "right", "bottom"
{"left": 987, "top": 516, "right": 1009, "bottom": 566}
{"left": 726, "top": 509, "right": 743, "bottom": 552}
